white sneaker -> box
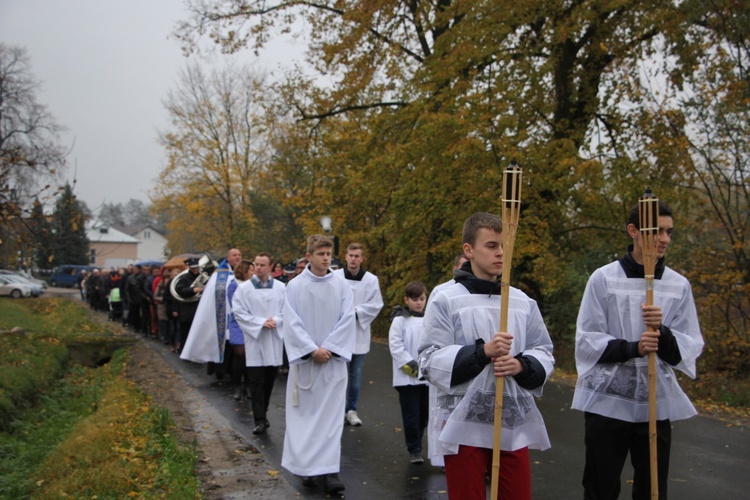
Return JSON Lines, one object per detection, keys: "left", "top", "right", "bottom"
{"left": 345, "top": 410, "right": 362, "bottom": 426}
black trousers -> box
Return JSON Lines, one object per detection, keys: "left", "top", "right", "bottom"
{"left": 230, "top": 349, "right": 249, "bottom": 385}
{"left": 141, "top": 301, "right": 151, "bottom": 334}
{"left": 247, "top": 366, "right": 278, "bottom": 424}
{"left": 179, "top": 320, "right": 193, "bottom": 347}
{"left": 583, "top": 412, "right": 671, "bottom": 500}
{"left": 395, "top": 385, "right": 429, "bottom": 454}
{"left": 129, "top": 302, "right": 142, "bottom": 331}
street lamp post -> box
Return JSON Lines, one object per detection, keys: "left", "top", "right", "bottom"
{"left": 319, "top": 216, "right": 332, "bottom": 234}
{"left": 318, "top": 215, "right": 339, "bottom": 258}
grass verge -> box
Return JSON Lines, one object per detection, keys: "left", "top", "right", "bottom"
{"left": 0, "top": 298, "right": 131, "bottom": 428}
{"left": 0, "top": 298, "right": 199, "bottom": 498}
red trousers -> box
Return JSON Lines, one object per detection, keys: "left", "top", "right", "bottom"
{"left": 444, "top": 445, "right": 531, "bottom": 500}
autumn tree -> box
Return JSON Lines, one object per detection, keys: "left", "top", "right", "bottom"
{"left": 175, "top": 1, "right": 749, "bottom": 374}
{"left": 152, "top": 64, "right": 272, "bottom": 255}
{"left": 612, "top": 1, "right": 750, "bottom": 371}
{"left": 0, "top": 43, "right": 67, "bottom": 203}
{"left": 178, "top": 4, "right": 673, "bottom": 278}
{"left": 0, "top": 43, "right": 67, "bottom": 268}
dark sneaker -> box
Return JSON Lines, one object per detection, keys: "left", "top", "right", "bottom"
{"left": 409, "top": 451, "right": 424, "bottom": 464}
{"left": 323, "top": 473, "right": 345, "bottom": 494}
{"left": 252, "top": 421, "right": 268, "bottom": 435}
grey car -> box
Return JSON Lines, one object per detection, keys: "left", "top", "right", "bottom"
{"left": 0, "top": 270, "right": 47, "bottom": 289}
{"left": 0, "top": 276, "right": 32, "bottom": 298}
{"left": 0, "top": 274, "right": 44, "bottom": 297}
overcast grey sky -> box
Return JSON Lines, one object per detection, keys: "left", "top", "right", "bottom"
{"left": 0, "top": 0, "right": 304, "bottom": 213}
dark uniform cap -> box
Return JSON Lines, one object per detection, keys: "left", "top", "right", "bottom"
{"left": 185, "top": 258, "right": 200, "bottom": 268}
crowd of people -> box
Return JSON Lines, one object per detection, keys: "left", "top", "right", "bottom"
{"left": 80, "top": 262, "right": 189, "bottom": 352}
{"left": 79, "top": 199, "right": 704, "bottom": 499}
{"left": 78, "top": 255, "right": 310, "bottom": 354}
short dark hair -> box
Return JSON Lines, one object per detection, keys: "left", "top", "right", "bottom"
{"left": 627, "top": 200, "right": 674, "bottom": 229}
{"left": 462, "top": 212, "right": 502, "bottom": 245}
{"left": 405, "top": 280, "right": 426, "bottom": 299}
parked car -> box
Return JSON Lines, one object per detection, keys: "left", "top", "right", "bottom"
{"left": 0, "top": 269, "right": 47, "bottom": 289}
{"left": 0, "top": 274, "right": 44, "bottom": 297}
{"left": 50, "top": 265, "right": 96, "bottom": 288}
{"left": 0, "top": 276, "right": 32, "bottom": 298}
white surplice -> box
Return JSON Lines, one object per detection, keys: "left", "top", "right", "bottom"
{"left": 389, "top": 314, "right": 428, "bottom": 388}
{"left": 423, "top": 279, "right": 453, "bottom": 467}
{"left": 571, "top": 261, "right": 704, "bottom": 422}
{"left": 180, "top": 268, "right": 234, "bottom": 363}
{"left": 281, "top": 267, "right": 355, "bottom": 476}
{"left": 335, "top": 269, "right": 383, "bottom": 354}
{"left": 231, "top": 278, "right": 286, "bottom": 367}
{"left": 418, "top": 282, "right": 554, "bottom": 464}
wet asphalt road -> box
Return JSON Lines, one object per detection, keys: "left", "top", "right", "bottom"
{"left": 141, "top": 336, "right": 749, "bottom": 500}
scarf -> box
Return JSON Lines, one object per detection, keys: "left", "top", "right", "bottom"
{"left": 389, "top": 305, "right": 425, "bottom": 321}
{"left": 618, "top": 244, "right": 666, "bottom": 280}
{"left": 454, "top": 260, "right": 502, "bottom": 296}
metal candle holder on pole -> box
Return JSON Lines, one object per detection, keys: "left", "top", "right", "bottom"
{"left": 490, "top": 160, "right": 522, "bottom": 499}
{"left": 639, "top": 187, "right": 660, "bottom": 499}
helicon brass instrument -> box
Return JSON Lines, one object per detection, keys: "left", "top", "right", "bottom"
{"left": 169, "top": 254, "right": 216, "bottom": 303}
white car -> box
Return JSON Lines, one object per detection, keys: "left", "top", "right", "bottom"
{"left": 0, "top": 274, "right": 44, "bottom": 297}
{"left": 0, "top": 276, "right": 32, "bottom": 298}
{"left": 0, "top": 270, "right": 47, "bottom": 289}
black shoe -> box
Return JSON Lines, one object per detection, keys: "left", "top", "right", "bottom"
{"left": 252, "top": 421, "right": 268, "bottom": 435}
{"left": 323, "top": 474, "right": 345, "bottom": 494}
{"left": 233, "top": 386, "right": 243, "bottom": 401}
{"left": 301, "top": 476, "right": 317, "bottom": 487}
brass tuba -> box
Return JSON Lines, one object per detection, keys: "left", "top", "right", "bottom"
{"left": 169, "top": 254, "right": 217, "bottom": 303}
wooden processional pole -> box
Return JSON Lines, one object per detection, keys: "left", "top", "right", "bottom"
{"left": 490, "top": 160, "right": 522, "bottom": 499}
{"left": 639, "top": 188, "right": 660, "bottom": 499}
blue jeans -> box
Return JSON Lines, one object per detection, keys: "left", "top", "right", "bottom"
{"left": 346, "top": 354, "right": 366, "bottom": 412}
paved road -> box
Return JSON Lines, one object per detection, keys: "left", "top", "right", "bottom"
{"left": 138, "top": 335, "right": 749, "bottom": 500}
